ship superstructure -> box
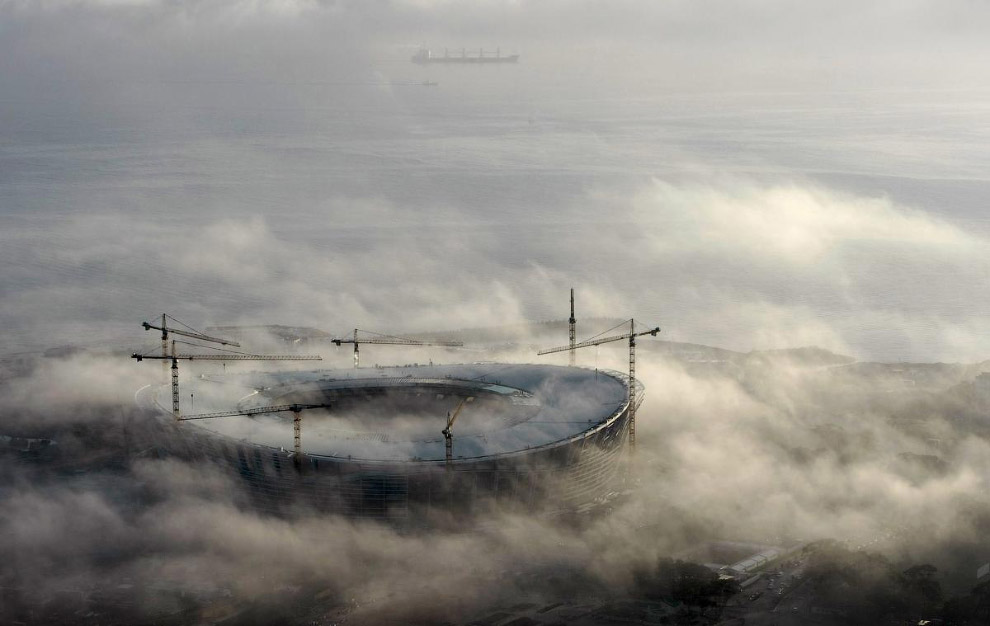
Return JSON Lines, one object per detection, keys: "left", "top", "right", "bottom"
{"left": 412, "top": 47, "right": 519, "bottom": 64}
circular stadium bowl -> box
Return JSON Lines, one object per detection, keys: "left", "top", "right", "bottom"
{"left": 139, "top": 363, "right": 635, "bottom": 520}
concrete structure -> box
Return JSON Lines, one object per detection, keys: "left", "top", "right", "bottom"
{"left": 138, "top": 363, "right": 639, "bottom": 519}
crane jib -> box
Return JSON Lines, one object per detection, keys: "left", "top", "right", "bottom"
{"left": 536, "top": 327, "right": 660, "bottom": 355}
{"left": 142, "top": 322, "right": 241, "bottom": 347}
{"left": 131, "top": 354, "right": 322, "bottom": 361}
{"left": 178, "top": 403, "right": 330, "bottom": 421}
{"left": 331, "top": 339, "right": 463, "bottom": 346}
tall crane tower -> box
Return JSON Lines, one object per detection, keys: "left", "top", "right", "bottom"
{"left": 177, "top": 402, "right": 331, "bottom": 466}
{"left": 132, "top": 340, "right": 321, "bottom": 420}
{"left": 143, "top": 315, "right": 240, "bottom": 381}
{"left": 332, "top": 328, "right": 463, "bottom": 368}
{"left": 537, "top": 319, "right": 659, "bottom": 453}
{"left": 568, "top": 288, "right": 577, "bottom": 366}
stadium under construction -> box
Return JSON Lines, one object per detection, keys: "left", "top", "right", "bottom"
{"left": 135, "top": 361, "right": 642, "bottom": 519}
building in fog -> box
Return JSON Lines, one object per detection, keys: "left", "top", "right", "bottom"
{"left": 138, "top": 363, "right": 638, "bottom": 519}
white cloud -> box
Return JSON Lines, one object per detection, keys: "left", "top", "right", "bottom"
{"left": 635, "top": 179, "right": 970, "bottom": 263}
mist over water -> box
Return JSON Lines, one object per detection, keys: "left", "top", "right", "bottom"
{"left": 2, "top": 1, "right": 990, "bottom": 360}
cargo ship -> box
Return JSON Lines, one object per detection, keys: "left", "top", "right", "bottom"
{"left": 412, "top": 47, "right": 519, "bottom": 64}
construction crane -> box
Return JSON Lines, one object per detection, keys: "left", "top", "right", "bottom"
{"left": 537, "top": 319, "right": 660, "bottom": 453}
{"left": 331, "top": 328, "right": 463, "bottom": 368}
{"left": 568, "top": 288, "right": 577, "bottom": 366}
{"left": 178, "top": 402, "right": 331, "bottom": 466}
{"left": 132, "top": 340, "right": 321, "bottom": 420}
{"left": 441, "top": 396, "right": 473, "bottom": 470}
{"left": 143, "top": 314, "right": 240, "bottom": 381}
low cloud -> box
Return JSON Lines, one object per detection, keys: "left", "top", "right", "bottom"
{"left": 4, "top": 314, "right": 990, "bottom": 621}
{"left": 635, "top": 179, "right": 970, "bottom": 263}
{"left": 5, "top": 176, "right": 990, "bottom": 361}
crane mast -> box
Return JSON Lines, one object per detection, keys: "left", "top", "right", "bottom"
{"left": 568, "top": 288, "right": 577, "bottom": 366}
{"left": 537, "top": 319, "right": 659, "bottom": 454}
{"left": 629, "top": 321, "right": 637, "bottom": 448}
{"left": 331, "top": 328, "right": 463, "bottom": 368}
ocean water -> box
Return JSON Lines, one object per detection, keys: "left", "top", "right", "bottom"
{"left": 2, "top": 62, "right": 990, "bottom": 362}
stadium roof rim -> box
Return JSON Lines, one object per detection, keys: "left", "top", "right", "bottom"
{"left": 148, "top": 363, "right": 635, "bottom": 465}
